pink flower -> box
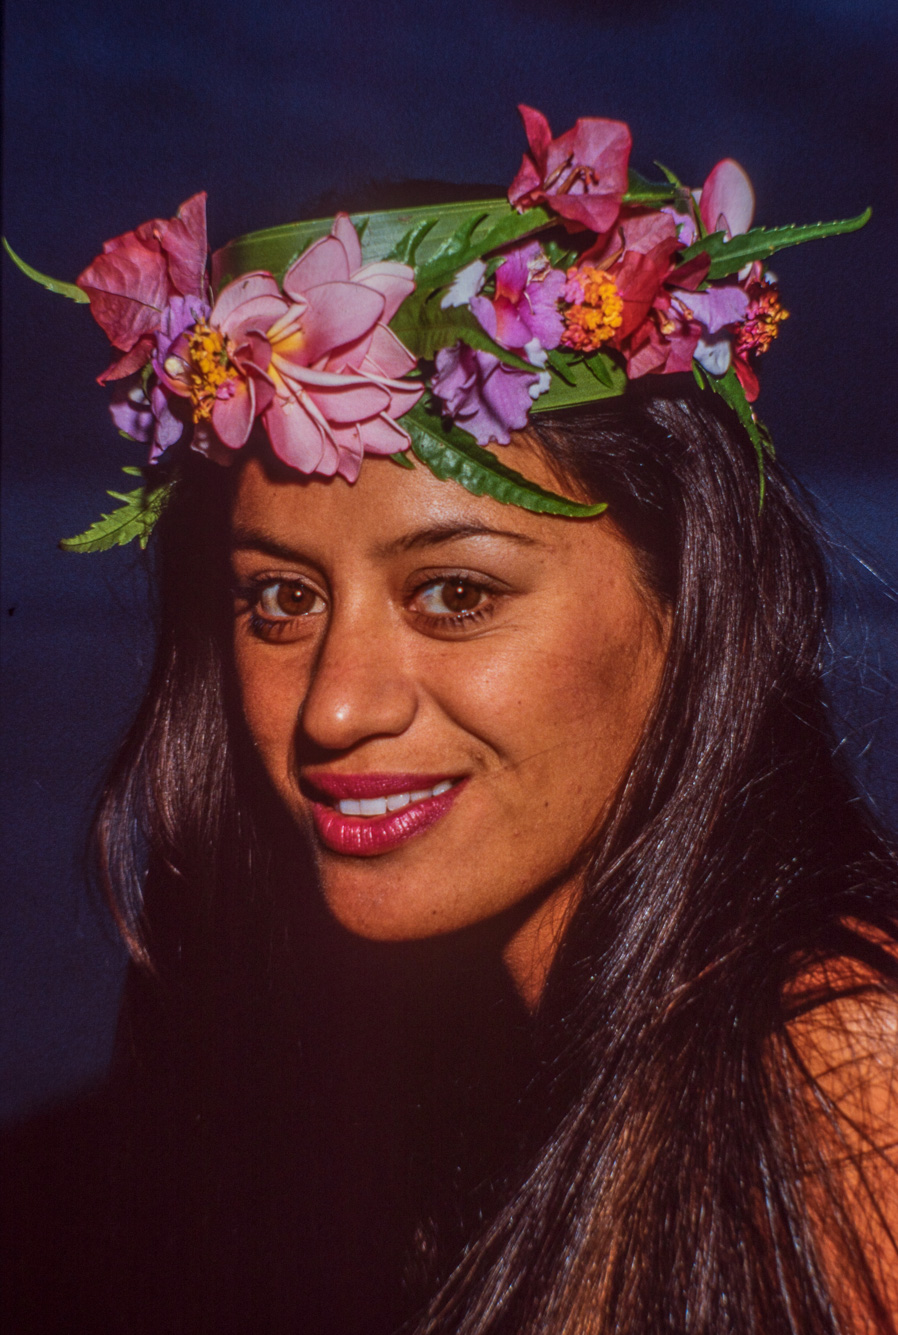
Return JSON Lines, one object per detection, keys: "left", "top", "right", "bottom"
{"left": 699, "top": 158, "right": 755, "bottom": 238}
{"left": 508, "top": 105, "right": 631, "bottom": 236}
{"left": 470, "top": 240, "right": 565, "bottom": 353}
{"left": 664, "top": 158, "right": 755, "bottom": 248}
{"left": 561, "top": 213, "right": 684, "bottom": 363}
{"left": 431, "top": 344, "right": 542, "bottom": 446}
{"left": 160, "top": 215, "right": 422, "bottom": 481}
{"left": 77, "top": 193, "right": 208, "bottom": 383}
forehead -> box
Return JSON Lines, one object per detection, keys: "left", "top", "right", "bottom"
{"left": 230, "top": 437, "right": 619, "bottom": 569}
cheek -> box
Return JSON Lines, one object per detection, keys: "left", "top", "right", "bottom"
{"left": 233, "top": 637, "right": 308, "bottom": 792}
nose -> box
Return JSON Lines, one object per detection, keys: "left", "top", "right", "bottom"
{"left": 298, "top": 603, "right": 418, "bottom": 753}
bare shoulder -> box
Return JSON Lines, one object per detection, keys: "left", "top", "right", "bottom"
{"left": 784, "top": 923, "right": 898, "bottom": 1330}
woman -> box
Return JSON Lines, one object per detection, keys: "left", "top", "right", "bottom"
{"left": 6, "top": 108, "right": 897, "bottom": 1332}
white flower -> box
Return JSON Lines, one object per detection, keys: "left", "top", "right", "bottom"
{"left": 440, "top": 259, "right": 487, "bottom": 309}
{"left": 695, "top": 335, "right": 733, "bottom": 377}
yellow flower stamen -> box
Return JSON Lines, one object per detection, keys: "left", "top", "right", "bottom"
{"left": 736, "top": 284, "right": 789, "bottom": 357}
{"left": 561, "top": 267, "right": 624, "bottom": 352}
{"left": 186, "top": 321, "right": 237, "bottom": 421}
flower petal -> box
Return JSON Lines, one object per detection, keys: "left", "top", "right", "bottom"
{"left": 77, "top": 243, "right": 171, "bottom": 350}
{"left": 518, "top": 105, "right": 552, "bottom": 171}
{"left": 305, "top": 381, "right": 391, "bottom": 423}
{"left": 283, "top": 235, "right": 350, "bottom": 297}
{"left": 357, "top": 413, "right": 412, "bottom": 456}
{"left": 699, "top": 159, "right": 755, "bottom": 238}
{"left": 353, "top": 261, "right": 415, "bottom": 322}
{"left": 331, "top": 213, "right": 363, "bottom": 273}
{"left": 157, "top": 192, "right": 208, "bottom": 298}
{"left": 292, "top": 281, "right": 385, "bottom": 364}
{"left": 263, "top": 394, "right": 329, "bottom": 473}
{"left": 97, "top": 335, "right": 156, "bottom": 384}
{"left": 360, "top": 324, "right": 418, "bottom": 379}
{"left": 212, "top": 376, "right": 256, "bottom": 448}
{"left": 211, "top": 273, "right": 284, "bottom": 330}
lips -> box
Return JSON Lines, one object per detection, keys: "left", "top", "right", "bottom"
{"left": 304, "top": 772, "right": 466, "bottom": 856}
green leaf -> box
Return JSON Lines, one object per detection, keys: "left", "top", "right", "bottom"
{"left": 678, "top": 209, "right": 871, "bottom": 281}
{"left": 60, "top": 475, "right": 171, "bottom": 553}
{"left": 542, "top": 237, "right": 578, "bottom": 270}
{"left": 402, "top": 403, "right": 605, "bottom": 518}
{"left": 531, "top": 348, "right": 626, "bottom": 412}
{"left": 3, "top": 237, "right": 90, "bottom": 303}
{"left": 701, "top": 362, "right": 773, "bottom": 504}
{"left": 390, "top": 295, "right": 534, "bottom": 370}
{"left": 623, "top": 169, "right": 681, "bottom": 206}
{"left": 389, "top": 450, "right": 416, "bottom": 469}
{"left": 414, "top": 204, "right": 555, "bottom": 294}
{"left": 546, "top": 349, "right": 576, "bottom": 385}
{"left": 385, "top": 217, "right": 439, "bottom": 266}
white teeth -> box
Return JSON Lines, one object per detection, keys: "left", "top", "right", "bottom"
{"left": 335, "top": 781, "right": 454, "bottom": 818}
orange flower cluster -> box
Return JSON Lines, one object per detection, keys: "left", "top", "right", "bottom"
{"left": 561, "top": 266, "right": 624, "bottom": 352}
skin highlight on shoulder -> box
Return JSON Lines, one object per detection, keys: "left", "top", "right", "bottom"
{"left": 784, "top": 932, "right": 898, "bottom": 1331}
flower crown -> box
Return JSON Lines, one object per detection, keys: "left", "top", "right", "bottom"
{"left": 5, "top": 106, "right": 869, "bottom": 550}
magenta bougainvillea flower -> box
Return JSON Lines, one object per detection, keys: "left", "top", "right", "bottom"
{"left": 508, "top": 105, "right": 631, "bottom": 235}
{"left": 77, "top": 193, "right": 208, "bottom": 384}
{"left": 158, "top": 215, "right": 422, "bottom": 481}
{"left": 470, "top": 240, "right": 565, "bottom": 353}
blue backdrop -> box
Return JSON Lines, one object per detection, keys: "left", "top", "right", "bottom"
{"left": 2, "top": 0, "right": 896, "bottom": 1123}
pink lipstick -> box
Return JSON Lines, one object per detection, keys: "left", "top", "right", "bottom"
{"left": 304, "top": 772, "right": 466, "bottom": 856}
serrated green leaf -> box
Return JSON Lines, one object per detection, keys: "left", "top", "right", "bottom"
{"left": 678, "top": 209, "right": 871, "bottom": 281}
{"left": 402, "top": 403, "right": 605, "bottom": 518}
{"left": 581, "top": 351, "right": 620, "bottom": 389}
{"left": 531, "top": 349, "right": 626, "bottom": 412}
{"left": 385, "top": 217, "right": 439, "bottom": 266}
{"left": 542, "top": 237, "right": 578, "bottom": 270}
{"left": 60, "top": 479, "right": 171, "bottom": 553}
{"left": 3, "top": 237, "right": 90, "bottom": 303}
{"left": 389, "top": 450, "right": 416, "bottom": 469}
{"left": 414, "top": 204, "right": 555, "bottom": 293}
{"left": 421, "top": 210, "right": 490, "bottom": 274}
{"left": 702, "top": 362, "right": 773, "bottom": 504}
{"left": 623, "top": 169, "right": 681, "bottom": 206}
{"left": 390, "top": 295, "right": 534, "bottom": 370}
{"left": 546, "top": 349, "right": 576, "bottom": 385}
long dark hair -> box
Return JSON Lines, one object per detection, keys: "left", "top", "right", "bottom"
{"left": 95, "top": 382, "right": 898, "bottom": 1333}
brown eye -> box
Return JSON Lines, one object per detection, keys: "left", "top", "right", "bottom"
{"left": 443, "top": 580, "right": 482, "bottom": 612}
{"left": 258, "top": 581, "right": 324, "bottom": 619}
{"left": 416, "top": 578, "right": 487, "bottom": 618}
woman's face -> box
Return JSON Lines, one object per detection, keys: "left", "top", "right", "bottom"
{"left": 230, "top": 436, "right": 668, "bottom": 993}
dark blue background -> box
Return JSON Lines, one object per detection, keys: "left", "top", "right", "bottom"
{"left": 3, "top": 0, "right": 897, "bottom": 1124}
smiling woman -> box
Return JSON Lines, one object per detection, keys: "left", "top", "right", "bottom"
{"left": 229, "top": 441, "right": 667, "bottom": 1000}
{"left": 5, "top": 107, "right": 898, "bottom": 1335}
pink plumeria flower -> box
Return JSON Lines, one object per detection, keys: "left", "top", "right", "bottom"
{"left": 161, "top": 215, "right": 422, "bottom": 481}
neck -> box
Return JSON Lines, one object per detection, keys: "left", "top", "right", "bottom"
{"left": 502, "top": 874, "right": 582, "bottom": 1011}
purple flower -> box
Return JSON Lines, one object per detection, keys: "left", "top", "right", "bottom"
{"left": 470, "top": 241, "right": 565, "bottom": 354}
{"left": 431, "top": 343, "right": 542, "bottom": 446}
{"left": 109, "top": 295, "right": 210, "bottom": 457}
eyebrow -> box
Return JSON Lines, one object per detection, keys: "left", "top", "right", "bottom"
{"left": 230, "top": 521, "right": 544, "bottom": 561}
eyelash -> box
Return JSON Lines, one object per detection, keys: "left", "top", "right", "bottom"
{"left": 234, "top": 573, "right": 500, "bottom": 640}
